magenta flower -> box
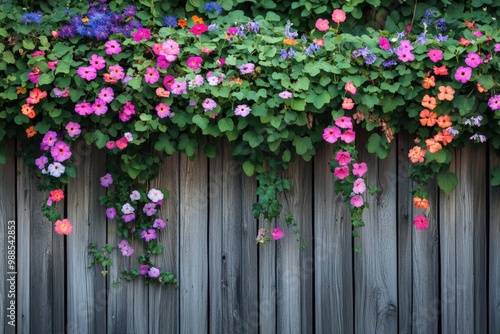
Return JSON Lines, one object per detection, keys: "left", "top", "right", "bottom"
{"left": 157, "top": 55, "right": 170, "bottom": 69}
{"left": 106, "top": 207, "right": 116, "bottom": 219}
{"left": 144, "top": 67, "right": 160, "bottom": 84}
{"left": 148, "top": 267, "right": 160, "bottom": 278}
{"left": 464, "top": 52, "right": 483, "bottom": 68}
{"left": 186, "top": 56, "right": 203, "bottom": 70}
{"left": 495, "top": 43, "right": 500, "bottom": 52}
{"left": 92, "top": 98, "right": 108, "bottom": 115}
{"left": 272, "top": 227, "right": 284, "bottom": 240}
{"left": 279, "top": 91, "right": 293, "bottom": 99}
{"left": 98, "top": 87, "right": 114, "bottom": 103}
{"left": 122, "top": 213, "right": 136, "bottom": 223}
{"left": 315, "top": 18, "right": 329, "bottom": 31}
{"left": 414, "top": 215, "right": 429, "bottom": 230}
{"left": 51, "top": 141, "right": 72, "bottom": 162}
{"left": 189, "top": 23, "right": 208, "bottom": 35}
{"left": 143, "top": 203, "right": 157, "bottom": 216}
{"left": 35, "top": 156, "right": 48, "bottom": 170}
{"left": 322, "top": 126, "right": 341, "bottom": 143}
{"left": 427, "top": 49, "right": 443, "bottom": 63}
{"left": 227, "top": 27, "right": 238, "bottom": 36}
{"left": 352, "top": 162, "right": 368, "bottom": 177}
{"left": 139, "top": 265, "right": 149, "bottom": 275}
{"left": 155, "top": 103, "right": 171, "bottom": 118}
{"left": 488, "top": 95, "right": 500, "bottom": 111}
{"left": 153, "top": 218, "right": 166, "bottom": 229}
{"left": 106, "top": 141, "right": 116, "bottom": 149}
{"left": 397, "top": 49, "right": 414, "bottom": 62}
{"left": 454, "top": 66, "right": 472, "bottom": 83}
{"left": 335, "top": 151, "right": 352, "bottom": 166}
{"left": 378, "top": 37, "right": 390, "bottom": 50}
{"left": 65, "top": 122, "right": 81, "bottom": 137}
{"left": 89, "top": 54, "right": 106, "bottom": 70}
{"left": 27, "top": 70, "right": 41, "bottom": 84}
{"left": 75, "top": 101, "right": 93, "bottom": 116}
{"left": 340, "top": 129, "right": 356, "bottom": 143}
{"left": 141, "top": 229, "right": 157, "bottom": 242}
{"left": 116, "top": 137, "right": 128, "bottom": 150}
{"left": 234, "top": 104, "right": 251, "bottom": 117}
{"left": 48, "top": 60, "right": 58, "bottom": 70}
{"left": 100, "top": 173, "right": 113, "bottom": 187}
{"left": 42, "top": 131, "right": 58, "bottom": 147}
{"left": 132, "top": 27, "right": 151, "bottom": 42}
{"left": 334, "top": 166, "right": 349, "bottom": 179}
{"left": 350, "top": 195, "right": 364, "bottom": 208}
{"left": 160, "top": 40, "right": 180, "bottom": 61}
{"left": 335, "top": 116, "right": 353, "bottom": 129}
{"left": 353, "top": 178, "right": 366, "bottom": 194}
{"left": 105, "top": 40, "right": 121, "bottom": 55}
{"left": 202, "top": 98, "right": 217, "bottom": 111}
{"left": 77, "top": 66, "right": 97, "bottom": 81}
{"left": 238, "top": 63, "right": 255, "bottom": 75}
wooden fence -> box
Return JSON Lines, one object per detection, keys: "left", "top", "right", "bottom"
{"left": 0, "top": 134, "right": 499, "bottom": 333}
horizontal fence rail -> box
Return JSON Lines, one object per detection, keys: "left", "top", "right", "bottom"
{"left": 0, "top": 135, "right": 499, "bottom": 334}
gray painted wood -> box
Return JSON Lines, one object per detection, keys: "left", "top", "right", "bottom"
{"left": 355, "top": 133, "right": 398, "bottom": 334}
{"left": 313, "top": 143, "right": 353, "bottom": 334}
{"left": 440, "top": 146, "right": 487, "bottom": 333}
{"left": 179, "top": 148, "right": 208, "bottom": 334}
{"left": 0, "top": 141, "right": 16, "bottom": 334}
{"left": 489, "top": 146, "right": 500, "bottom": 333}
{"left": 66, "top": 145, "right": 107, "bottom": 333}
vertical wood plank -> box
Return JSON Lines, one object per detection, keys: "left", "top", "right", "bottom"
{"left": 180, "top": 148, "right": 208, "bottom": 334}
{"left": 489, "top": 146, "right": 500, "bottom": 333}
{"left": 314, "top": 142, "right": 353, "bottom": 334}
{"left": 354, "top": 132, "right": 398, "bottom": 333}
{"left": 0, "top": 141, "right": 16, "bottom": 334}
{"left": 16, "top": 146, "right": 65, "bottom": 333}
{"left": 259, "top": 241, "right": 276, "bottom": 334}
{"left": 149, "top": 152, "right": 180, "bottom": 334}
{"left": 277, "top": 157, "right": 313, "bottom": 334}
{"left": 440, "top": 146, "right": 487, "bottom": 333}
{"left": 397, "top": 133, "right": 439, "bottom": 334}
{"left": 66, "top": 144, "right": 107, "bottom": 333}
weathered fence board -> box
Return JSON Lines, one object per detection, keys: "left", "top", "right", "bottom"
{"left": 1, "top": 137, "right": 499, "bottom": 333}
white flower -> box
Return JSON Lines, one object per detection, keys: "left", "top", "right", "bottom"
{"left": 130, "top": 190, "right": 141, "bottom": 201}
{"left": 47, "top": 162, "right": 65, "bottom": 177}
{"left": 121, "top": 203, "right": 135, "bottom": 214}
{"left": 124, "top": 132, "right": 133, "bottom": 142}
{"left": 147, "top": 188, "right": 164, "bottom": 203}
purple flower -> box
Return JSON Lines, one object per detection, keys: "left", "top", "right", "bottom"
{"left": 143, "top": 203, "right": 157, "bottom": 216}
{"left": 141, "top": 229, "right": 157, "bottom": 242}
{"left": 100, "top": 173, "right": 113, "bottom": 187}
{"left": 153, "top": 218, "right": 166, "bottom": 229}
{"left": 139, "top": 264, "right": 149, "bottom": 275}
{"left": 148, "top": 267, "right": 160, "bottom": 278}
{"left": 120, "top": 245, "right": 134, "bottom": 257}
{"left": 50, "top": 141, "right": 72, "bottom": 162}
{"left": 42, "top": 131, "right": 58, "bottom": 147}
{"left": 238, "top": 63, "right": 255, "bottom": 74}
{"left": 35, "top": 156, "right": 48, "bottom": 170}
{"left": 122, "top": 213, "right": 135, "bottom": 223}
{"left": 106, "top": 207, "right": 117, "bottom": 219}
{"left": 130, "top": 190, "right": 140, "bottom": 201}
{"left": 495, "top": 43, "right": 500, "bottom": 52}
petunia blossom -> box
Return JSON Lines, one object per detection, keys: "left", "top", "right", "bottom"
{"left": 340, "top": 129, "right": 356, "bottom": 143}
{"left": 315, "top": 18, "right": 329, "bottom": 31}
{"left": 144, "top": 67, "right": 160, "bottom": 84}
{"left": 331, "top": 9, "right": 346, "bottom": 23}
{"left": 464, "top": 52, "right": 483, "bottom": 68}
{"left": 352, "top": 178, "right": 366, "bottom": 194}
{"left": 350, "top": 195, "right": 364, "bottom": 208}
{"left": 148, "top": 188, "right": 164, "bottom": 202}
{"left": 51, "top": 141, "right": 72, "bottom": 162}
{"left": 352, "top": 162, "right": 368, "bottom": 177}
{"left": 335, "top": 116, "right": 353, "bottom": 129}
{"left": 77, "top": 66, "right": 97, "bottom": 81}
{"left": 100, "top": 173, "right": 113, "bottom": 187}
{"left": 189, "top": 23, "right": 208, "bottom": 35}
{"left": 65, "top": 122, "right": 81, "bottom": 137}
{"left": 153, "top": 218, "right": 166, "bottom": 229}
{"left": 378, "top": 37, "right": 390, "bottom": 50}
{"left": 322, "top": 126, "right": 341, "bottom": 143}
{"left": 334, "top": 166, "right": 349, "bottom": 179}
{"left": 89, "top": 54, "right": 106, "bottom": 70}
{"left": 186, "top": 56, "right": 203, "bottom": 70}
{"left": 427, "top": 49, "right": 443, "bottom": 62}
{"left": 335, "top": 151, "right": 352, "bottom": 166}
{"left": 148, "top": 267, "right": 160, "bottom": 278}
{"left": 454, "top": 66, "right": 472, "bottom": 83}
{"left": 279, "top": 91, "right": 293, "bottom": 99}
{"left": 234, "top": 104, "right": 251, "bottom": 117}
{"left": 105, "top": 40, "right": 122, "bottom": 55}
{"left": 272, "top": 227, "right": 284, "bottom": 240}
{"left": 47, "top": 162, "right": 65, "bottom": 177}
{"left": 488, "top": 95, "right": 500, "bottom": 111}
{"left": 156, "top": 102, "right": 171, "bottom": 118}
{"left": 141, "top": 229, "right": 157, "bottom": 242}
{"left": 414, "top": 215, "right": 429, "bottom": 230}
{"left": 55, "top": 218, "right": 73, "bottom": 235}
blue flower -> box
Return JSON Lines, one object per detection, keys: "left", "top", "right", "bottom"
{"left": 284, "top": 23, "right": 298, "bottom": 39}
{"left": 88, "top": 13, "right": 108, "bottom": 26}
{"left": 436, "top": 18, "right": 447, "bottom": 31}
{"left": 382, "top": 59, "right": 397, "bottom": 67}
{"left": 205, "top": 2, "right": 223, "bottom": 15}
{"left": 21, "top": 12, "right": 43, "bottom": 24}
{"left": 416, "top": 32, "right": 428, "bottom": 44}
{"left": 163, "top": 15, "right": 178, "bottom": 27}
{"left": 435, "top": 33, "right": 448, "bottom": 42}
{"left": 364, "top": 53, "right": 377, "bottom": 65}
{"left": 280, "top": 49, "right": 288, "bottom": 59}
{"left": 247, "top": 21, "right": 260, "bottom": 33}
{"left": 91, "top": 25, "right": 110, "bottom": 40}
{"left": 58, "top": 25, "right": 76, "bottom": 38}
{"left": 123, "top": 5, "right": 136, "bottom": 17}
{"left": 208, "top": 23, "right": 218, "bottom": 31}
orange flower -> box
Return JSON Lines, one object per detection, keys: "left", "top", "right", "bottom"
{"left": 434, "top": 129, "right": 454, "bottom": 146}
{"left": 178, "top": 19, "right": 187, "bottom": 29}
{"left": 437, "top": 86, "right": 455, "bottom": 101}
{"left": 26, "top": 88, "right": 48, "bottom": 104}
{"left": 408, "top": 146, "right": 426, "bottom": 163}
{"left": 155, "top": 87, "right": 171, "bottom": 97}
{"left": 422, "top": 76, "right": 435, "bottom": 89}
{"left": 421, "top": 95, "right": 437, "bottom": 110}
{"left": 425, "top": 138, "right": 442, "bottom": 153}
{"left": 419, "top": 109, "right": 437, "bottom": 127}
{"left": 17, "top": 86, "right": 27, "bottom": 94}
{"left": 26, "top": 125, "right": 37, "bottom": 138}
{"left": 458, "top": 38, "right": 470, "bottom": 46}
{"left": 477, "top": 83, "right": 488, "bottom": 93}
{"left": 191, "top": 15, "right": 204, "bottom": 24}
{"left": 283, "top": 38, "right": 298, "bottom": 45}
{"left": 433, "top": 66, "right": 448, "bottom": 76}
{"left": 436, "top": 115, "right": 452, "bottom": 128}
{"left": 413, "top": 197, "right": 429, "bottom": 209}
{"left": 21, "top": 104, "right": 36, "bottom": 119}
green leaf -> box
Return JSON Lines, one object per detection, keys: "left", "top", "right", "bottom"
{"left": 437, "top": 172, "right": 458, "bottom": 195}
{"left": 361, "top": 94, "right": 379, "bottom": 108}
{"left": 291, "top": 99, "right": 306, "bottom": 111}
{"left": 2, "top": 51, "right": 15, "bottom": 64}
{"left": 292, "top": 136, "right": 313, "bottom": 156}
{"left": 366, "top": 133, "right": 390, "bottom": 159}
{"left": 492, "top": 168, "right": 500, "bottom": 186}
{"left": 218, "top": 118, "right": 234, "bottom": 132}
{"left": 242, "top": 161, "right": 255, "bottom": 176}
{"left": 265, "top": 11, "right": 281, "bottom": 21}
{"left": 38, "top": 73, "right": 54, "bottom": 85}
{"left": 478, "top": 75, "right": 494, "bottom": 90}
{"left": 192, "top": 114, "right": 209, "bottom": 130}
{"left": 22, "top": 39, "right": 35, "bottom": 50}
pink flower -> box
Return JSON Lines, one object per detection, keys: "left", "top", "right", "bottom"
{"left": 92, "top": 98, "right": 108, "bottom": 115}
{"left": 378, "top": 37, "right": 390, "bottom": 50}
{"left": 65, "top": 122, "right": 81, "bottom": 137}
{"left": 315, "top": 18, "right": 329, "bottom": 31}
{"left": 495, "top": 43, "right": 500, "bottom": 52}
{"left": 334, "top": 166, "right": 349, "bottom": 179}
{"left": 352, "top": 162, "right": 368, "bottom": 177}
{"left": 397, "top": 49, "right": 414, "bottom": 62}
{"left": 77, "top": 66, "right": 97, "bottom": 81}
{"left": 53, "top": 87, "right": 69, "bottom": 98}
{"left": 106, "top": 207, "right": 116, "bottom": 219}
{"left": 342, "top": 98, "right": 355, "bottom": 110}
{"left": 141, "top": 229, "right": 157, "bottom": 242}
{"left": 272, "top": 227, "right": 284, "bottom": 240}
{"left": 132, "top": 27, "right": 151, "bottom": 42}
{"left": 156, "top": 103, "right": 171, "bottom": 118}
{"left": 42, "top": 131, "right": 58, "bottom": 147}
{"left": 464, "top": 52, "right": 483, "bottom": 68}
{"left": 89, "top": 54, "right": 105, "bottom": 70}
{"left": 427, "top": 49, "right": 443, "bottom": 63}
{"left": 148, "top": 267, "right": 160, "bottom": 278}
{"left": 50, "top": 141, "right": 72, "bottom": 162}
{"left": 189, "top": 23, "right": 208, "bottom": 35}
{"left": 139, "top": 265, "right": 149, "bottom": 275}
{"left": 350, "top": 195, "right": 364, "bottom": 208}
{"left": 335, "top": 116, "right": 353, "bottom": 129}
{"left": 106, "top": 141, "right": 116, "bottom": 149}
{"left": 454, "top": 66, "right": 472, "bottom": 83}
{"left": 54, "top": 218, "right": 73, "bottom": 235}
{"left": 153, "top": 218, "right": 166, "bottom": 229}
{"left": 238, "top": 63, "right": 255, "bottom": 75}
{"left": 105, "top": 40, "right": 121, "bottom": 55}
{"left": 488, "top": 95, "right": 500, "bottom": 111}
{"left": 31, "top": 50, "right": 45, "bottom": 57}
{"left": 35, "top": 156, "right": 48, "bottom": 169}
{"left": 160, "top": 40, "right": 180, "bottom": 61}
{"left": 47, "top": 60, "right": 58, "bottom": 70}
{"left": 116, "top": 137, "right": 128, "bottom": 150}
{"left": 186, "top": 56, "right": 203, "bottom": 70}
{"left": 335, "top": 151, "right": 352, "bottom": 165}
{"left": 144, "top": 67, "right": 160, "bottom": 84}
{"left": 226, "top": 27, "right": 238, "bottom": 37}
{"left": 98, "top": 87, "right": 114, "bottom": 103}
{"left": 278, "top": 90, "right": 293, "bottom": 100}
{"left": 234, "top": 104, "right": 251, "bottom": 117}
{"left": 340, "top": 129, "right": 356, "bottom": 143}
{"left": 75, "top": 101, "right": 93, "bottom": 116}
{"left": 171, "top": 79, "right": 187, "bottom": 95}
{"left": 322, "top": 126, "right": 341, "bottom": 143}
{"left": 352, "top": 178, "right": 366, "bottom": 194}
{"left": 414, "top": 215, "right": 429, "bottom": 230}
{"left": 108, "top": 65, "right": 124, "bottom": 80}
{"left": 331, "top": 9, "right": 346, "bottom": 23}
{"left": 344, "top": 81, "right": 356, "bottom": 95}
{"left": 202, "top": 98, "right": 217, "bottom": 111}
{"left": 157, "top": 55, "right": 170, "bottom": 69}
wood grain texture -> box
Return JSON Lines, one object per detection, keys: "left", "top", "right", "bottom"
{"left": 0, "top": 141, "right": 16, "bottom": 334}
{"left": 66, "top": 144, "right": 107, "bottom": 334}
{"left": 179, "top": 148, "right": 209, "bottom": 334}
{"left": 355, "top": 133, "right": 398, "bottom": 334}
{"left": 313, "top": 143, "right": 353, "bottom": 334}
{"left": 440, "top": 146, "right": 487, "bottom": 334}
{"left": 489, "top": 145, "right": 500, "bottom": 333}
